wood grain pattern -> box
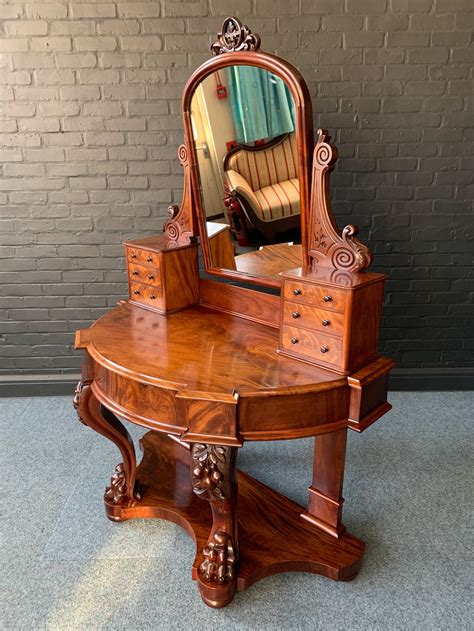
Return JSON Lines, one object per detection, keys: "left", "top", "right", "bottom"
{"left": 104, "top": 431, "right": 364, "bottom": 607}
{"left": 280, "top": 324, "right": 343, "bottom": 367}
{"left": 283, "top": 279, "right": 347, "bottom": 313}
{"left": 74, "top": 383, "right": 141, "bottom": 511}
{"left": 308, "top": 130, "right": 373, "bottom": 272}
{"left": 302, "top": 428, "right": 348, "bottom": 538}
{"left": 125, "top": 238, "right": 200, "bottom": 314}
{"left": 282, "top": 300, "right": 344, "bottom": 336}
{"left": 279, "top": 267, "right": 387, "bottom": 375}
{"left": 73, "top": 16, "right": 395, "bottom": 610}
{"left": 235, "top": 243, "right": 303, "bottom": 279}
{"left": 348, "top": 357, "right": 395, "bottom": 432}
{"left": 198, "top": 278, "right": 280, "bottom": 329}
{"left": 76, "top": 303, "right": 392, "bottom": 441}
{"left": 208, "top": 223, "right": 237, "bottom": 270}
{"left": 127, "top": 263, "right": 162, "bottom": 286}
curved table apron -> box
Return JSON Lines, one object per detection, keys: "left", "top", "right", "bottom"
{"left": 74, "top": 301, "right": 393, "bottom": 608}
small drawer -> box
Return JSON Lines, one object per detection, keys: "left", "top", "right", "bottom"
{"left": 128, "top": 262, "right": 161, "bottom": 287}
{"left": 281, "top": 325, "right": 343, "bottom": 367}
{"left": 282, "top": 300, "right": 344, "bottom": 337}
{"left": 129, "top": 282, "right": 162, "bottom": 308}
{"left": 283, "top": 280, "right": 346, "bottom": 313}
{"left": 126, "top": 247, "right": 160, "bottom": 268}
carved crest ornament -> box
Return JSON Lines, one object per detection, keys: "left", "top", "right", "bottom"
{"left": 211, "top": 17, "right": 261, "bottom": 55}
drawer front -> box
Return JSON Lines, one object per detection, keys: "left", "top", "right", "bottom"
{"left": 129, "top": 282, "right": 162, "bottom": 308}
{"left": 128, "top": 262, "right": 161, "bottom": 287}
{"left": 126, "top": 247, "right": 160, "bottom": 268}
{"left": 282, "top": 300, "right": 344, "bottom": 337}
{"left": 283, "top": 280, "right": 346, "bottom": 313}
{"left": 281, "top": 325, "right": 343, "bottom": 367}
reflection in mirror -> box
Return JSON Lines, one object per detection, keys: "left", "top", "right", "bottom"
{"left": 191, "top": 65, "right": 303, "bottom": 280}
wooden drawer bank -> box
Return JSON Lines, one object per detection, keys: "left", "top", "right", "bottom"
{"left": 279, "top": 267, "right": 386, "bottom": 375}
{"left": 124, "top": 236, "right": 199, "bottom": 314}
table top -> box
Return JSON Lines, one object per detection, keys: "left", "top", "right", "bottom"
{"left": 235, "top": 243, "right": 302, "bottom": 279}
{"left": 79, "top": 301, "right": 340, "bottom": 396}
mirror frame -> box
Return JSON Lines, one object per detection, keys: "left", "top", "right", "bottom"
{"left": 181, "top": 23, "right": 314, "bottom": 288}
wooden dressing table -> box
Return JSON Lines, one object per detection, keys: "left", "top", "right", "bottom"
{"left": 74, "top": 18, "right": 394, "bottom": 608}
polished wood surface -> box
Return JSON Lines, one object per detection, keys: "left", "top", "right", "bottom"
{"left": 74, "top": 16, "right": 395, "bottom": 609}
{"left": 279, "top": 267, "right": 386, "bottom": 375}
{"left": 125, "top": 236, "right": 200, "bottom": 314}
{"left": 308, "top": 130, "right": 372, "bottom": 273}
{"left": 235, "top": 243, "right": 302, "bottom": 278}
{"left": 76, "top": 302, "right": 393, "bottom": 443}
{"left": 302, "top": 429, "right": 348, "bottom": 538}
{"left": 102, "top": 430, "right": 365, "bottom": 607}
{"left": 78, "top": 301, "right": 338, "bottom": 394}
{"left": 207, "top": 223, "right": 236, "bottom": 270}
{"left": 199, "top": 278, "right": 280, "bottom": 329}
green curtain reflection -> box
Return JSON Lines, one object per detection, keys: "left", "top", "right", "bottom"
{"left": 226, "top": 66, "right": 295, "bottom": 144}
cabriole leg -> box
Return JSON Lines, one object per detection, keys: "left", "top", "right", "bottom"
{"left": 301, "top": 428, "right": 347, "bottom": 538}
{"left": 73, "top": 379, "right": 141, "bottom": 519}
{"left": 191, "top": 443, "right": 238, "bottom": 608}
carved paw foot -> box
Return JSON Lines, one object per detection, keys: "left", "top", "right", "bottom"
{"left": 199, "top": 530, "right": 236, "bottom": 584}
{"left": 104, "top": 463, "right": 141, "bottom": 506}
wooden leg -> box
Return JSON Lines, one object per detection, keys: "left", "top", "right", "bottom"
{"left": 73, "top": 379, "right": 141, "bottom": 519}
{"left": 191, "top": 443, "right": 238, "bottom": 608}
{"left": 301, "top": 428, "right": 347, "bottom": 538}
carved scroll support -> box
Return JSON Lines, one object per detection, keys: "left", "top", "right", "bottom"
{"left": 308, "top": 129, "right": 373, "bottom": 272}
{"left": 73, "top": 380, "right": 141, "bottom": 516}
{"left": 191, "top": 442, "right": 238, "bottom": 608}
{"left": 163, "top": 144, "right": 197, "bottom": 248}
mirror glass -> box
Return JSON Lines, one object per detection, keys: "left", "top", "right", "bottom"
{"left": 190, "top": 65, "right": 303, "bottom": 280}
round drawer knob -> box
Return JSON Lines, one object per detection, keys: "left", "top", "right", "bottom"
{"left": 293, "top": 288, "right": 302, "bottom": 296}
{"left": 291, "top": 311, "right": 300, "bottom": 319}
{"left": 324, "top": 295, "right": 332, "bottom": 302}
{"left": 132, "top": 270, "right": 138, "bottom": 276}
{"left": 131, "top": 253, "right": 137, "bottom": 259}
{"left": 320, "top": 346, "right": 329, "bottom": 353}
{"left": 150, "top": 294, "right": 156, "bottom": 300}
{"left": 148, "top": 274, "right": 154, "bottom": 280}
{"left": 133, "top": 290, "right": 140, "bottom": 295}
{"left": 322, "top": 319, "right": 330, "bottom": 326}
{"left": 146, "top": 256, "right": 153, "bottom": 262}
{"left": 291, "top": 337, "right": 299, "bottom": 344}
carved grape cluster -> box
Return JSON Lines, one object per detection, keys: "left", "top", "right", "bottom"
{"left": 192, "top": 444, "right": 227, "bottom": 500}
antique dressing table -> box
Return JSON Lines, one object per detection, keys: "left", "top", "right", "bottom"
{"left": 74, "top": 18, "right": 394, "bottom": 608}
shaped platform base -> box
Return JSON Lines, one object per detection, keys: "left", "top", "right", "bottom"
{"left": 104, "top": 431, "right": 364, "bottom": 607}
